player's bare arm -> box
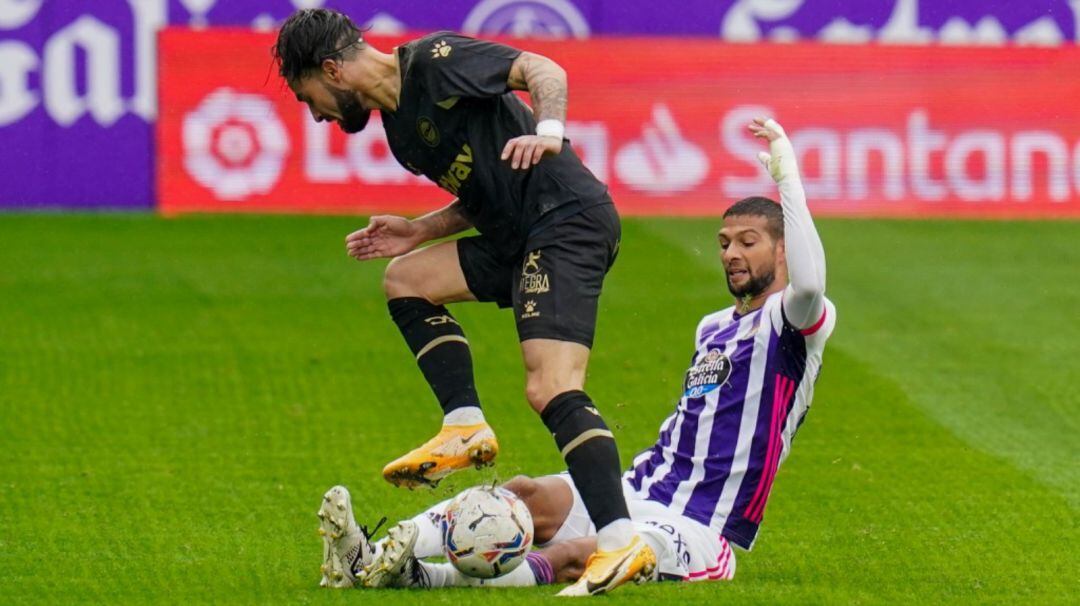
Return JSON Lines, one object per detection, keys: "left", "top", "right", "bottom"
{"left": 501, "top": 52, "right": 568, "bottom": 170}
{"left": 345, "top": 200, "right": 472, "bottom": 261}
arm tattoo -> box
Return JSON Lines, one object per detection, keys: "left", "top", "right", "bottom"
{"left": 531, "top": 76, "right": 567, "bottom": 123}
{"left": 509, "top": 53, "right": 568, "bottom": 123}
{"left": 445, "top": 200, "right": 472, "bottom": 233}
{"left": 507, "top": 54, "right": 530, "bottom": 90}
{"left": 414, "top": 200, "right": 472, "bottom": 242}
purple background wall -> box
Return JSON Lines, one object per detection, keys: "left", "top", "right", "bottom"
{"left": 1, "top": 0, "right": 1077, "bottom": 209}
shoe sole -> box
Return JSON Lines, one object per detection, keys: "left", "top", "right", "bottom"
{"left": 384, "top": 440, "right": 498, "bottom": 489}
{"left": 318, "top": 486, "right": 358, "bottom": 589}
{"left": 361, "top": 521, "right": 419, "bottom": 588}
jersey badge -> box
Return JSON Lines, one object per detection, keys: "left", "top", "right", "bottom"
{"left": 683, "top": 348, "right": 732, "bottom": 398}
{"left": 417, "top": 117, "right": 440, "bottom": 147}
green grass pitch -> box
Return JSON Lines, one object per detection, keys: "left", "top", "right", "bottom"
{"left": 1, "top": 214, "right": 1077, "bottom": 604}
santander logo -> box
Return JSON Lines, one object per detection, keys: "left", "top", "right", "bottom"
{"left": 182, "top": 88, "right": 290, "bottom": 201}
{"left": 614, "top": 104, "right": 710, "bottom": 194}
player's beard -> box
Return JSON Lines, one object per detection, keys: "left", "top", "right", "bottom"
{"left": 331, "top": 87, "right": 371, "bottom": 134}
{"left": 726, "top": 264, "right": 776, "bottom": 298}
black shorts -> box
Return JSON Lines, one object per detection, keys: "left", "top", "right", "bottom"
{"left": 457, "top": 203, "right": 621, "bottom": 348}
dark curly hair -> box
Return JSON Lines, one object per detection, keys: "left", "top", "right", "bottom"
{"left": 723, "top": 196, "right": 784, "bottom": 240}
{"left": 272, "top": 8, "right": 364, "bottom": 82}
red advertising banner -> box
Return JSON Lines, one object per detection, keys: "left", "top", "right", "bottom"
{"left": 158, "top": 29, "right": 1080, "bottom": 217}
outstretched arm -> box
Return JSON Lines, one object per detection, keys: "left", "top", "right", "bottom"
{"left": 501, "top": 52, "right": 568, "bottom": 169}
{"left": 750, "top": 118, "right": 827, "bottom": 330}
{"left": 345, "top": 200, "right": 472, "bottom": 261}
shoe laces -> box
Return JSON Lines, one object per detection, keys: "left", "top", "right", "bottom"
{"left": 350, "top": 516, "right": 387, "bottom": 574}
{"left": 407, "top": 557, "right": 430, "bottom": 589}
{"left": 360, "top": 516, "right": 387, "bottom": 542}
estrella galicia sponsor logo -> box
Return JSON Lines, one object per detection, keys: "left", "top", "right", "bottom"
{"left": 417, "top": 116, "right": 440, "bottom": 147}
{"left": 683, "top": 349, "right": 731, "bottom": 398}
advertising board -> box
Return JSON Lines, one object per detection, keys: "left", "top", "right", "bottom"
{"left": 159, "top": 30, "right": 1080, "bottom": 217}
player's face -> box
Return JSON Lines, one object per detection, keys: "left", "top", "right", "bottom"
{"left": 718, "top": 215, "right": 782, "bottom": 298}
{"left": 290, "top": 76, "right": 371, "bottom": 134}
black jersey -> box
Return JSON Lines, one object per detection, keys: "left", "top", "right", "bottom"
{"left": 381, "top": 32, "right": 610, "bottom": 256}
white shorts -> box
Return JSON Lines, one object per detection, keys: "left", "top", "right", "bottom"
{"left": 540, "top": 473, "right": 736, "bottom": 581}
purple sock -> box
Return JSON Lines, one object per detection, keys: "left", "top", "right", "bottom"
{"left": 526, "top": 552, "right": 555, "bottom": 585}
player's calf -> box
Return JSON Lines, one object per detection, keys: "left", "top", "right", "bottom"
{"left": 540, "top": 391, "right": 635, "bottom": 549}
{"left": 382, "top": 295, "right": 497, "bottom": 487}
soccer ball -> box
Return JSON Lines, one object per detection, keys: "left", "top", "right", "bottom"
{"left": 442, "top": 486, "right": 534, "bottom": 578}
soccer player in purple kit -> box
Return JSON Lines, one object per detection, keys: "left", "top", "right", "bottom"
{"left": 316, "top": 117, "right": 837, "bottom": 591}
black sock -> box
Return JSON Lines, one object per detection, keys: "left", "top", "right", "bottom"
{"left": 540, "top": 390, "right": 630, "bottom": 530}
{"left": 388, "top": 297, "right": 480, "bottom": 415}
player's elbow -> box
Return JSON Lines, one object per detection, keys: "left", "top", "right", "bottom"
{"left": 789, "top": 278, "right": 825, "bottom": 302}
{"left": 526, "top": 52, "right": 566, "bottom": 84}
{"left": 788, "top": 260, "right": 826, "bottom": 298}
{"left": 546, "top": 60, "right": 567, "bottom": 83}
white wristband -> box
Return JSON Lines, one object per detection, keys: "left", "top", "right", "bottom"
{"left": 536, "top": 119, "right": 565, "bottom": 140}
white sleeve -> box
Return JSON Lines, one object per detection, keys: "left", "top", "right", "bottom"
{"left": 756, "top": 119, "right": 827, "bottom": 331}
{"left": 778, "top": 176, "right": 827, "bottom": 330}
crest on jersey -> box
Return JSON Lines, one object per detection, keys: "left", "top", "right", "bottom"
{"left": 417, "top": 116, "right": 440, "bottom": 147}
{"left": 684, "top": 348, "right": 732, "bottom": 397}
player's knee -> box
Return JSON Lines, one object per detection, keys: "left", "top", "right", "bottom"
{"left": 502, "top": 475, "right": 538, "bottom": 500}
{"left": 524, "top": 378, "right": 555, "bottom": 413}
{"left": 383, "top": 256, "right": 421, "bottom": 300}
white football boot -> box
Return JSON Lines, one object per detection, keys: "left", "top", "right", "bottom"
{"left": 360, "top": 520, "right": 422, "bottom": 588}
{"left": 317, "top": 485, "right": 382, "bottom": 588}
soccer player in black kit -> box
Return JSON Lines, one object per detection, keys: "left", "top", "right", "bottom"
{"left": 274, "top": 9, "right": 654, "bottom": 595}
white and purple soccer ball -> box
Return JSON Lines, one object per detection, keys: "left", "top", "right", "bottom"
{"left": 442, "top": 486, "right": 534, "bottom": 579}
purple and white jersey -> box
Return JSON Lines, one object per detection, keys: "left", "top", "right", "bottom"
{"left": 626, "top": 291, "right": 836, "bottom": 550}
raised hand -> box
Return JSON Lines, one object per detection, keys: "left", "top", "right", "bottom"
{"left": 345, "top": 215, "right": 422, "bottom": 261}
{"left": 749, "top": 117, "right": 800, "bottom": 184}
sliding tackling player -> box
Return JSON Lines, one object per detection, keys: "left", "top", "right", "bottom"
{"left": 315, "top": 118, "right": 837, "bottom": 594}
{"left": 273, "top": 9, "right": 651, "bottom": 594}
